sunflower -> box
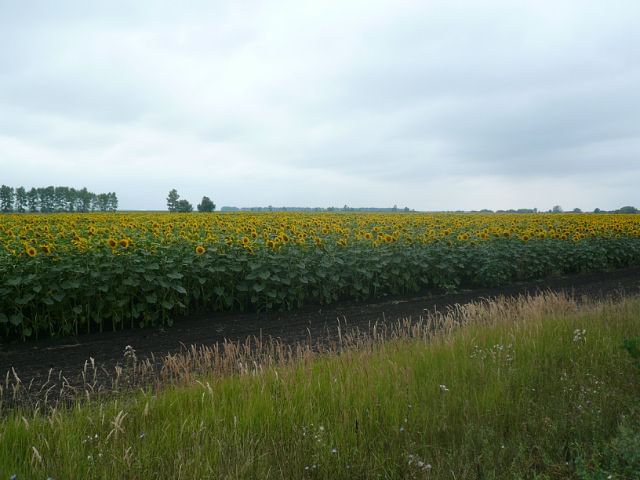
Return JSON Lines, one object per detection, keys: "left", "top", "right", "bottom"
{"left": 241, "top": 236, "right": 250, "bottom": 245}
{"left": 41, "top": 244, "right": 52, "bottom": 255}
{"left": 364, "top": 232, "right": 373, "bottom": 240}
{"left": 195, "top": 245, "right": 205, "bottom": 255}
{"left": 26, "top": 246, "right": 37, "bottom": 257}
{"left": 107, "top": 238, "right": 118, "bottom": 248}
{"left": 119, "top": 238, "right": 130, "bottom": 248}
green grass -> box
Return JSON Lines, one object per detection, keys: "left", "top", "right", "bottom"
{"left": 1, "top": 294, "right": 639, "bottom": 479}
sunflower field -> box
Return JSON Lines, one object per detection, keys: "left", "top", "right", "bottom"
{"left": 1, "top": 212, "right": 640, "bottom": 340}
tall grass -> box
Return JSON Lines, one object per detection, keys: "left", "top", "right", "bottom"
{"left": 1, "top": 293, "right": 639, "bottom": 479}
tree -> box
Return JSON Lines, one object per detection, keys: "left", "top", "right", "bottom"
{"left": 91, "top": 195, "right": 100, "bottom": 212}
{"left": 53, "top": 186, "right": 68, "bottom": 212}
{"left": 167, "top": 189, "right": 180, "bottom": 212}
{"left": 77, "top": 187, "right": 93, "bottom": 212}
{"left": 106, "top": 192, "right": 118, "bottom": 212}
{"left": 0, "top": 185, "right": 14, "bottom": 212}
{"left": 617, "top": 206, "right": 638, "bottom": 214}
{"left": 38, "top": 186, "right": 55, "bottom": 212}
{"left": 552, "top": 205, "right": 563, "bottom": 213}
{"left": 197, "top": 196, "right": 216, "bottom": 212}
{"left": 66, "top": 187, "right": 77, "bottom": 212}
{"left": 175, "top": 199, "right": 193, "bottom": 212}
{"left": 572, "top": 208, "right": 582, "bottom": 213}
{"left": 14, "top": 187, "right": 27, "bottom": 213}
{"left": 96, "top": 193, "right": 109, "bottom": 211}
{"left": 27, "top": 188, "right": 39, "bottom": 212}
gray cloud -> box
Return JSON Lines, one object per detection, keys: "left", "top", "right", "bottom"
{"left": 1, "top": 0, "right": 639, "bottom": 211}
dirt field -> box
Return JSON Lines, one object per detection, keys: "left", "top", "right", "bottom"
{"left": 2, "top": 267, "right": 639, "bottom": 396}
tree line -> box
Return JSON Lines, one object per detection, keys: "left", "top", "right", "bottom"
{"left": 0, "top": 185, "right": 118, "bottom": 213}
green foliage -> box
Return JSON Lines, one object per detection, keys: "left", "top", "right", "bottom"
{"left": 167, "top": 190, "right": 193, "bottom": 212}
{"left": 0, "top": 185, "right": 14, "bottom": 212}
{"left": 575, "top": 417, "right": 640, "bottom": 479}
{"left": 0, "top": 185, "right": 116, "bottom": 213}
{"left": 2, "top": 236, "right": 640, "bottom": 340}
{"left": 197, "top": 196, "right": 216, "bottom": 212}
{"left": 623, "top": 337, "right": 640, "bottom": 369}
{"left": 166, "top": 188, "right": 180, "bottom": 212}
{"left": 175, "top": 199, "right": 193, "bottom": 212}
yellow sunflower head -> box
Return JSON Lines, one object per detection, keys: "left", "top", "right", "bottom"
{"left": 195, "top": 245, "right": 205, "bottom": 255}
{"left": 26, "top": 246, "right": 37, "bottom": 257}
{"left": 41, "top": 244, "right": 52, "bottom": 255}
{"left": 107, "top": 238, "right": 117, "bottom": 248}
{"left": 119, "top": 238, "right": 130, "bottom": 248}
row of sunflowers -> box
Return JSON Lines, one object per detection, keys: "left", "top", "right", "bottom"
{"left": 2, "top": 212, "right": 640, "bottom": 340}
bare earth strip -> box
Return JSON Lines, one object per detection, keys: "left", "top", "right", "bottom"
{"left": 1, "top": 267, "right": 639, "bottom": 400}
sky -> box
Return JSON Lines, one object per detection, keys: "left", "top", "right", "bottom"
{"left": 1, "top": 0, "right": 639, "bottom": 211}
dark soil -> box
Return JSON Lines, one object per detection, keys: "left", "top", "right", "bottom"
{"left": 2, "top": 267, "right": 640, "bottom": 391}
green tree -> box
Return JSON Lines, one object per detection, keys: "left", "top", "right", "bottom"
{"left": 106, "top": 192, "right": 118, "bottom": 212}
{"left": 96, "top": 193, "right": 109, "bottom": 211}
{"left": 0, "top": 185, "right": 15, "bottom": 212}
{"left": 27, "top": 188, "right": 39, "bottom": 212}
{"left": 77, "top": 187, "right": 93, "bottom": 212}
{"left": 617, "top": 206, "right": 638, "bottom": 214}
{"left": 175, "top": 199, "right": 193, "bottom": 212}
{"left": 552, "top": 205, "right": 563, "bottom": 213}
{"left": 38, "top": 186, "right": 55, "bottom": 212}
{"left": 53, "top": 186, "right": 68, "bottom": 212}
{"left": 197, "top": 196, "right": 216, "bottom": 212}
{"left": 14, "top": 187, "right": 27, "bottom": 213}
{"left": 66, "top": 187, "right": 78, "bottom": 212}
{"left": 167, "top": 189, "right": 180, "bottom": 212}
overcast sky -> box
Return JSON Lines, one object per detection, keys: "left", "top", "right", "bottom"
{"left": 1, "top": 0, "right": 639, "bottom": 211}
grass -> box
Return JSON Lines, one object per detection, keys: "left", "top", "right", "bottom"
{"left": 1, "top": 292, "right": 639, "bottom": 479}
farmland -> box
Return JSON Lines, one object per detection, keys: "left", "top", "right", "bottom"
{"left": 2, "top": 212, "right": 640, "bottom": 341}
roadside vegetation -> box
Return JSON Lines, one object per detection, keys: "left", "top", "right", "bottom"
{"left": 1, "top": 292, "right": 639, "bottom": 479}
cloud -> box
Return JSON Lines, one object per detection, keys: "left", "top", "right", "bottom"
{"left": 1, "top": 0, "right": 639, "bottom": 210}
